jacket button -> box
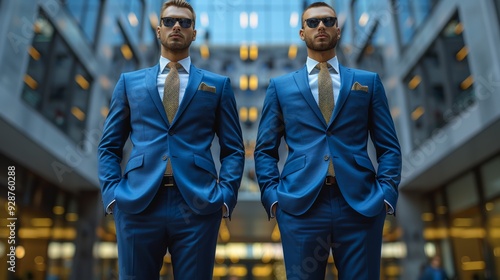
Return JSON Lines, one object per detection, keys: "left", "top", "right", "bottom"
{"left": 162, "top": 155, "right": 167, "bottom": 161}
{"left": 168, "top": 130, "right": 175, "bottom": 135}
{"left": 326, "top": 131, "right": 332, "bottom": 136}
{"left": 324, "top": 155, "right": 329, "bottom": 161}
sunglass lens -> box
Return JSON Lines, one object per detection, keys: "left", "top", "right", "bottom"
{"left": 162, "top": 18, "right": 192, "bottom": 28}
{"left": 163, "top": 18, "right": 175, "bottom": 27}
{"left": 306, "top": 19, "right": 320, "bottom": 28}
{"left": 179, "top": 19, "right": 192, "bottom": 28}
{"left": 324, "top": 17, "right": 336, "bottom": 27}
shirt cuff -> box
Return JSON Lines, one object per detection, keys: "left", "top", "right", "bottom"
{"left": 222, "top": 203, "right": 229, "bottom": 218}
{"left": 384, "top": 200, "right": 394, "bottom": 215}
{"left": 106, "top": 200, "right": 116, "bottom": 214}
{"left": 270, "top": 201, "right": 278, "bottom": 219}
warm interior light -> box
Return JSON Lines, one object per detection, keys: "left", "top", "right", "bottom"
{"left": 249, "top": 44, "right": 258, "bottom": 60}
{"left": 288, "top": 44, "right": 298, "bottom": 60}
{"left": 28, "top": 46, "right": 41, "bottom": 60}
{"left": 200, "top": 44, "right": 210, "bottom": 59}
{"left": 460, "top": 75, "right": 474, "bottom": 90}
{"left": 75, "top": 74, "right": 90, "bottom": 90}
{"left": 249, "top": 75, "right": 258, "bottom": 91}
{"left": 456, "top": 46, "right": 468, "bottom": 61}
{"left": 239, "top": 75, "right": 248, "bottom": 91}
{"left": 411, "top": 106, "right": 425, "bottom": 121}
{"left": 24, "top": 75, "right": 38, "bottom": 90}
{"left": 240, "top": 45, "right": 248, "bottom": 60}
{"left": 120, "top": 44, "right": 133, "bottom": 60}
{"left": 408, "top": 75, "right": 422, "bottom": 90}
{"left": 71, "top": 106, "right": 86, "bottom": 121}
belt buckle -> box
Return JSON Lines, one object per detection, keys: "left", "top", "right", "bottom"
{"left": 163, "top": 175, "right": 175, "bottom": 187}
{"left": 325, "top": 176, "right": 336, "bottom": 186}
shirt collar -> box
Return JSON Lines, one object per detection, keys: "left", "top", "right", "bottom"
{"left": 306, "top": 56, "right": 339, "bottom": 75}
{"left": 159, "top": 56, "right": 191, "bottom": 74}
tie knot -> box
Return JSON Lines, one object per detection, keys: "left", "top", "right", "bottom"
{"left": 316, "top": 62, "right": 329, "bottom": 70}
{"left": 167, "top": 62, "right": 181, "bottom": 71}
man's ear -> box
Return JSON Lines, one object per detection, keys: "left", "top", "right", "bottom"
{"left": 299, "top": 29, "right": 305, "bottom": 41}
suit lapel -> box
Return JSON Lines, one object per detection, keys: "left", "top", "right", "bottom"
{"left": 293, "top": 66, "right": 326, "bottom": 125}
{"left": 172, "top": 64, "right": 203, "bottom": 125}
{"left": 146, "top": 64, "right": 169, "bottom": 125}
{"left": 330, "top": 64, "right": 354, "bottom": 125}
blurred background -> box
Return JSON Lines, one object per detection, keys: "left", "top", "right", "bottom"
{"left": 1, "top": 0, "right": 500, "bottom": 279}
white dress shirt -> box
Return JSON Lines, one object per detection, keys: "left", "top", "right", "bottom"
{"left": 157, "top": 56, "right": 191, "bottom": 103}
{"left": 306, "top": 56, "right": 341, "bottom": 108}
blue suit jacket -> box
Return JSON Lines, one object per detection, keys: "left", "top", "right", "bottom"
{"left": 98, "top": 63, "right": 244, "bottom": 216}
{"left": 254, "top": 64, "right": 401, "bottom": 218}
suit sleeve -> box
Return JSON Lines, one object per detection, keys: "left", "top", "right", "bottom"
{"left": 254, "top": 80, "right": 283, "bottom": 219}
{"left": 368, "top": 74, "right": 402, "bottom": 212}
{"left": 215, "top": 77, "right": 245, "bottom": 218}
{"left": 97, "top": 74, "right": 131, "bottom": 213}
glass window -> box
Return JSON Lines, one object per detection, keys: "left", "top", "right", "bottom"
{"left": 143, "top": 21, "right": 161, "bottom": 66}
{"left": 482, "top": 155, "right": 500, "bottom": 200}
{"left": 22, "top": 11, "right": 93, "bottom": 143}
{"left": 63, "top": 0, "right": 102, "bottom": 45}
{"left": 110, "top": 24, "right": 139, "bottom": 81}
{"left": 483, "top": 156, "right": 500, "bottom": 279}
{"left": 497, "top": 0, "right": 500, "bottom": 21}
{"left": 440, "top": 16, "right": 474, "bottom": 122}
{"left": 495, "top": 0, "right": 500, "bottom": 23}
{"left": 404, "top": 66, "right": 427, "bottom": 147}
{"left": 190, "top": 0, "right": 302, "bottom": 46}
{"left": 123, "top": 0, "right": 145, "bottom": 38}
{"left": 357, "top": 25, "right": 385, "bottom": 78}
{"left": 446, "top": 173, "right": 486, "bottom": 280}
{"left": 353, "top": 0, "right": 380, "bottom": 45}
{"left": 394, "top": 0, "right": 439, "bottom": 46}
{"left": 404, "top": 13, "right": 472, "bottom": 148}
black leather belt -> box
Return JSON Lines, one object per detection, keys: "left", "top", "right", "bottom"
{"left": 162, "top": 175, "right": 176, "bottom": 187}
{"left": 324, "top": 176, "right": 337, "bottom": 186}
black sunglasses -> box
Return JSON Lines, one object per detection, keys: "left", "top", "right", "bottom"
{"left": 160, "top": 17, "right": 193, "bottom": 28}
{"left": 304, "top": 17, "right": 337, "bottom": 28}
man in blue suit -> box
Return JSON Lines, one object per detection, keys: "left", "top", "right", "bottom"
{"left": 97, "top": 0, "right": 244, "bottom": 279}
{"left": 254, "top": 2, "right": 401, "bottom": 279}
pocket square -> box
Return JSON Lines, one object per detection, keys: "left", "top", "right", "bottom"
{"left": 351, "top": 81, "right": 369, "bottom": 92}
{"left": 198, "top": 82, "right": 216, "bottom": 93}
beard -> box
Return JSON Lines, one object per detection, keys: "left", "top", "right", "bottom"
{"left": 161, "top": 34, "right": 192, "bottom": 52}
{"left": 304, "top": 35, "right": 337, "bottom": 52}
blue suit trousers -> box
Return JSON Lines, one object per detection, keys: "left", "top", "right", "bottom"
{"left": 113, "top": 186, "right": 221, "bottom": 279}
{"left": 276, "top": 183, "right": 386, "bottom": 280}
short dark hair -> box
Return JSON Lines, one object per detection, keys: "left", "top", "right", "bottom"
{"left": 301, "top": 2, "right": 337, "bottom": 28}
{"left": 160, "top": 0, "right": 196, "bottom": 29}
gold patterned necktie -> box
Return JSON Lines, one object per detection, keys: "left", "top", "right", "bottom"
{"left": 163, "top": 62, "right": 180, "bottom": 124}
{"left": 317, "top": 62, "right": 334, "bottom": 123}
{"left": 163, "top": 62, "right": 180, "bottom": 175}
{"left": 317, "top": 62, "right": 336, "bottom": 176}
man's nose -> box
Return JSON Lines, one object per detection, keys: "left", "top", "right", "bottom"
{"left": 172, "top": 20, "right": 181, "bottom": 29}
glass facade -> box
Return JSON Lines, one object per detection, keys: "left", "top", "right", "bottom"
{"left": 190, "top": 1, "right": 304, "bottom": 46}
{"left": 63, "top": 0, "right": 102, "bottom": 46}
{"left": 394, "top": 0, "right": 439, "bottom": 46}
{"left": 22, "top": 11, "right": 92, "bottom": 143}
{"left": 0, "top": 155, "right": 79, "bottom": 280}
{"left": 421, "top": 154, "right": 500, "bottom": 279}
{"left": 357, "top": 25, "right": 385, "bottom": 79}
{"left": 405, "top": 13, "right": 472, "bottom": 148}
{"left": 121, "top": 0, "right": 145, "bottom": 38}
